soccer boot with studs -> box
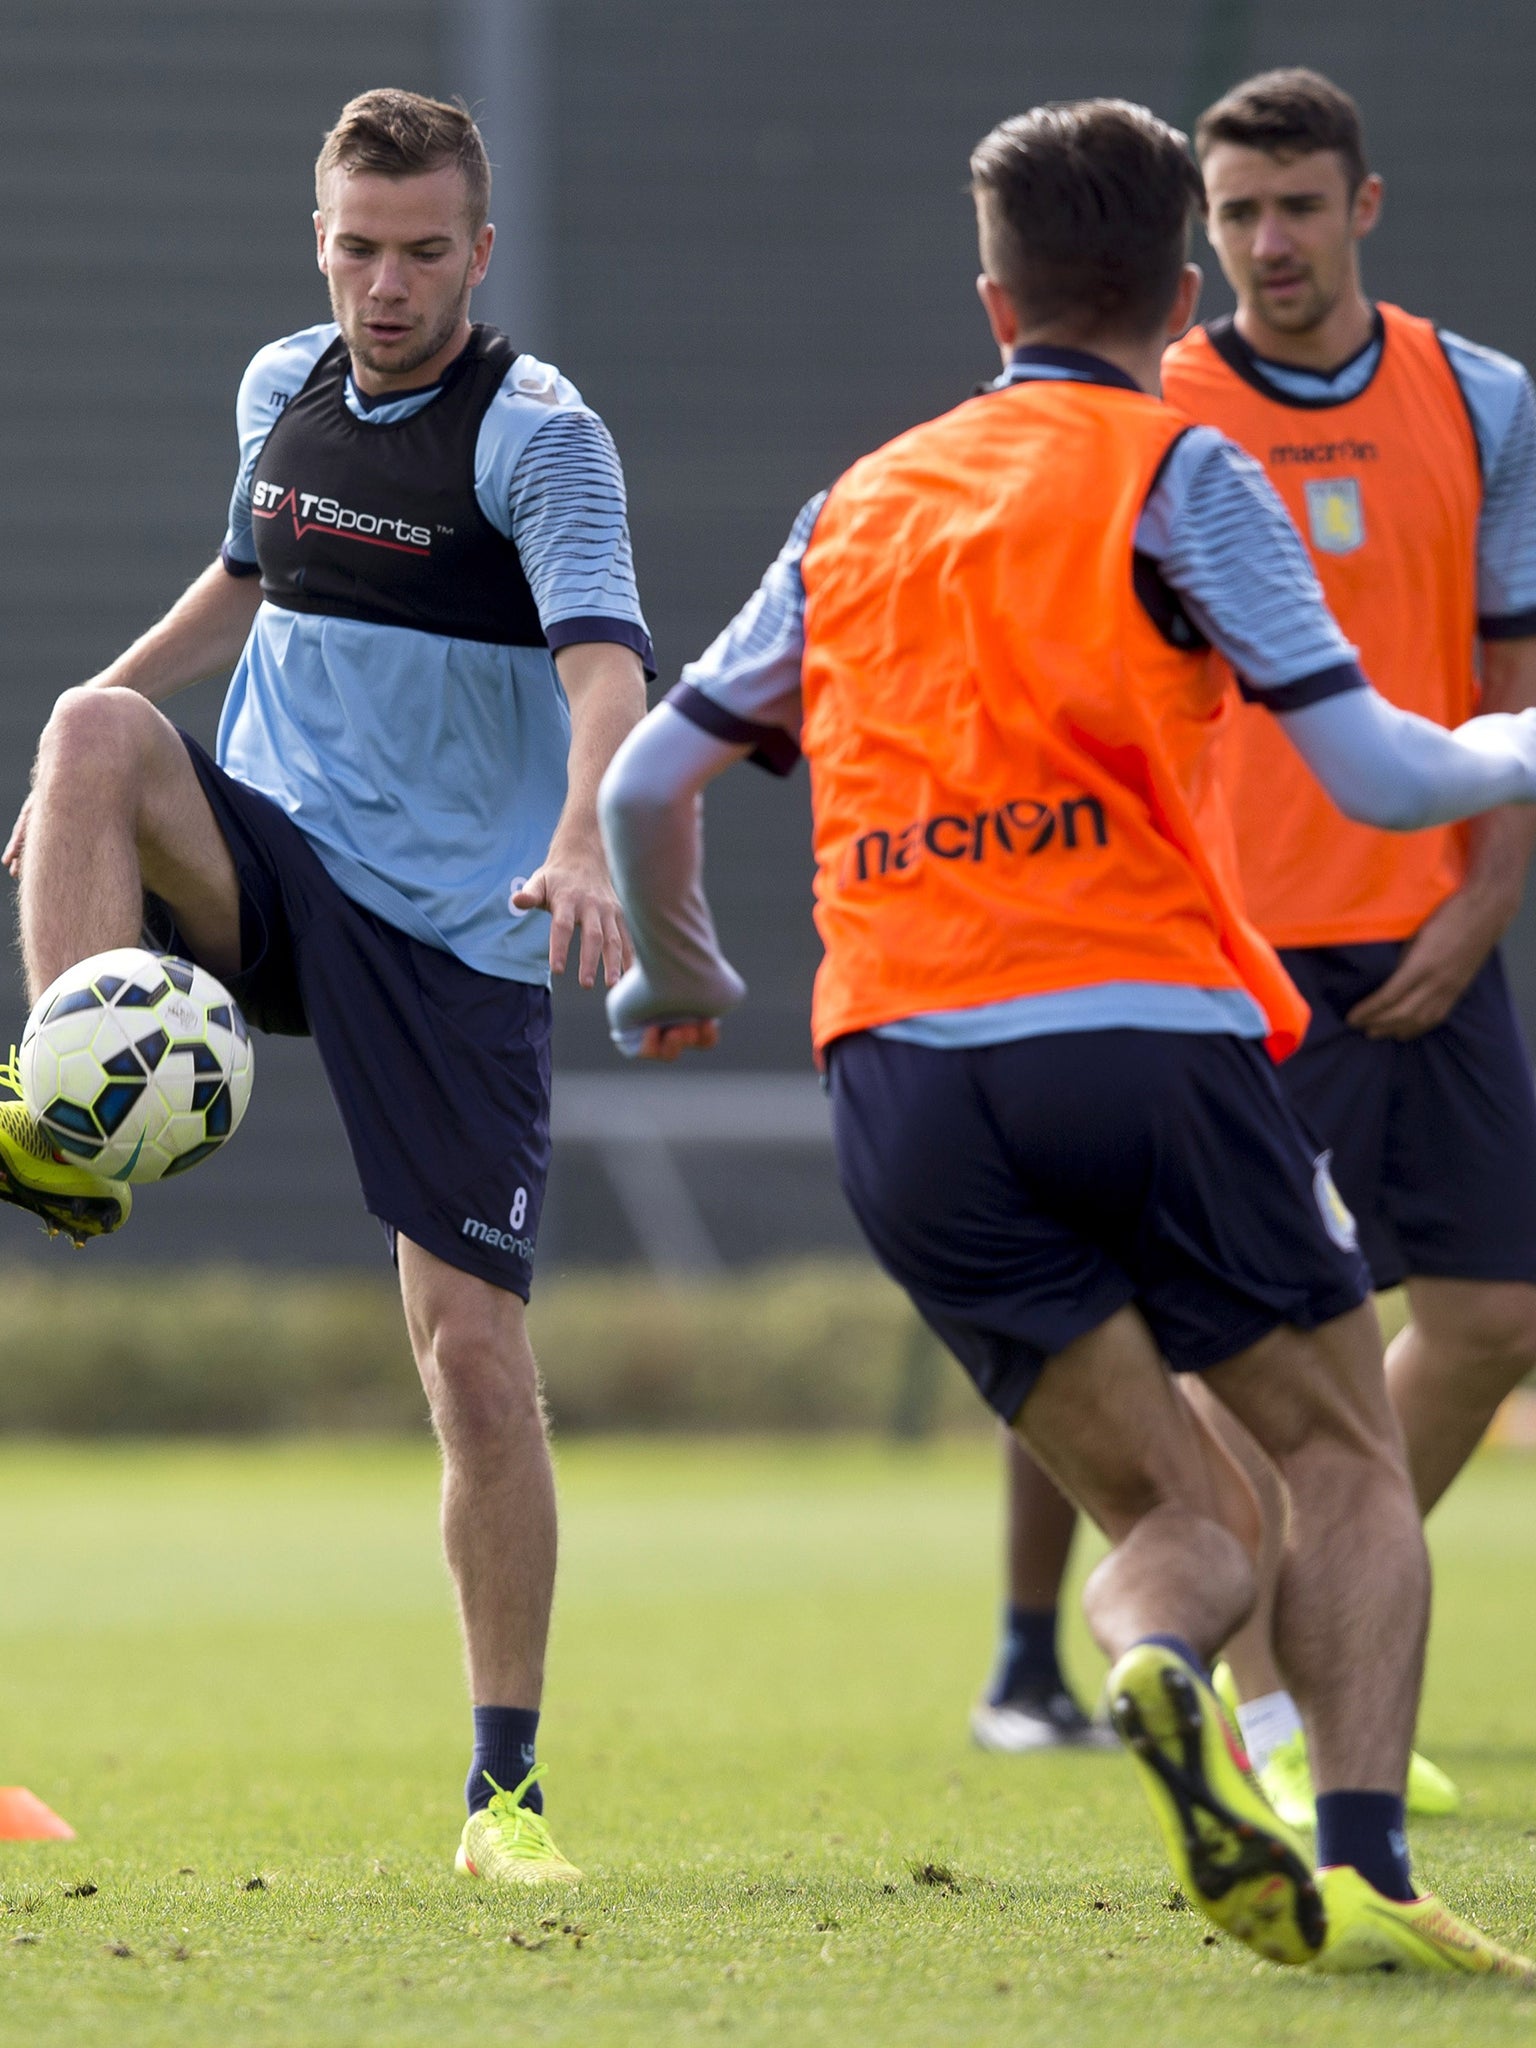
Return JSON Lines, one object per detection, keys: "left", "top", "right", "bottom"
{"left": 1309, "top": 1864, "right": 1536, "bottom": 1979}
{"left": 455, "top": 1766, "right": 582, "bottom": 1886}
{"left": 1212, "top": 1662, "right": 1461, "bottom": 1829}
{"left": 1108, "top": 1642, "right": 1325, "bottom": 1966}
{"left": 0, "top": 1048, "right": 131, "bottom": 1245}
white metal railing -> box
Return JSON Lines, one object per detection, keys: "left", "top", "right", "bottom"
{"left": 550, "top": 1071, "right": 832, "bottom": 1273}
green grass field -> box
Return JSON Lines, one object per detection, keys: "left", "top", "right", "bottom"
{"left": 1, "top": 1437, "right": 1533, "bottom": 2045}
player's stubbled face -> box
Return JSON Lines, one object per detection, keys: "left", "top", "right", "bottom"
{"left": 316, "top": 166, "right": 490, "bottom": 386}
{"left": 1201, "top": 145, "right": 1363, "bottom": 336}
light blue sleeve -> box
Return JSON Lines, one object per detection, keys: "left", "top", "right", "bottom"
{"left": 599, "top": 705, "right": 750, "bottom": 1051}
{"left": 509, "top": 412, "right": 650, "bottom": 652}
{"left": 1439, "top": 331, "right": 1536, "bottom": 631}
{"left": 222, "top": 325, "right": 337, "bottom": 568}
{"left": 1137, "top": 429, "right": 1360, "bottom": 696}
{"left": 474, "top": 355, "right": 652, "bottom": 668}
{"left": 667, "top": 494, "right": 824, "bottom": 756}
{"left": 599, "top": 486, "right": 829, "bottom": 1040}
{"left": 1280, "top": 687, "right": 1536, "bottom": 828}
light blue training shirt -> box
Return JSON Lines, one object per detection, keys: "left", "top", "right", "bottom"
{"left": 218, "top": 323, "right": 652, "bottom": 985}
{"left": 668, "top": 338, "right": 1536, "bottom": 1048}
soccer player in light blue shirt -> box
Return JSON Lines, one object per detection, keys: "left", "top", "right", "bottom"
{"left": 5, "top": 91, "right": 643, "bottom": 1884}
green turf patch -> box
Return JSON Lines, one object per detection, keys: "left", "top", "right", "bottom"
{"left": 0, "top": 1437, "right": 1532, "bottom": 2043}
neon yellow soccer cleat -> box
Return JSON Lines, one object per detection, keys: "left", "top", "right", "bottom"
{"left": 0, "top": 1049, "right": 131, "bottom": 1245}
{"left": 1210, "top": 1663, "right": 1460, "bottom": 1828}
{"left": 1256, "top": 1730, "right": 1320, "bottom": 1831}
{"left": 1108, "top": 1642, "right": 1325, "bottom": 1966}
{"left": 1310, "top": 1864, "right": 1536, "bottom": 1979}
{"left": 455, "top": 1767, "right": 582, "bottom": 1886}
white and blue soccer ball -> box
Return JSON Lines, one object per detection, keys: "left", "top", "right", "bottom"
{"left": 19, "top": 947, "right": 255, "bottom": 1184}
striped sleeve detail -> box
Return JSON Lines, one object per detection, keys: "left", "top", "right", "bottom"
{"left": 509, "top": 410, "right": 655, "bottom": 674}
{"left": 672, "top": 492, "right": 824, "bottom": 770}
{"left": 1439, "top": 335, "right": 1536, "bottom": 630}
{"left": 1152, "top": 436, "right": 1358, "bottom": 693}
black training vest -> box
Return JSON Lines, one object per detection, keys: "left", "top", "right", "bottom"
{"left": 249, "top": 325, "right": 546, "bottom": 646}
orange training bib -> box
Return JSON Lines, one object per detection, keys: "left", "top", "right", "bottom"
{"left": 798, "top": 377, "right": 1309, "bottom": 1058}
{"left": 1162, "top": 305, "right": 1483, "bottom": 946}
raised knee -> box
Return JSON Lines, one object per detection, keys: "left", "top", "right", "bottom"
{"left": 38, "top": 686, "right": 156, "bottom": 792}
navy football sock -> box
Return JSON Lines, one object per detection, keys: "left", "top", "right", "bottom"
{"left": 466, "top": 1706, "right": 542, "bottom": 1816}
{"left": 989, "top": 1605, "right": 1065, "bottom": 1703}
{"left": 1135, "top": 1633, "right": 1209, "bottom": 1681}
{"left": 1315, "top": 1790, "right": 1414, "bottom": 1901}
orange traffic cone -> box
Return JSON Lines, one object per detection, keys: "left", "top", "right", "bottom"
{"left": 0, "top": 1788, "right": 74, "bottom": 1841}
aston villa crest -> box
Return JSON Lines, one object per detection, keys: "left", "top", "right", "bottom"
{"left": 1304, "top": 476, "right": 1365, "bottom": 555}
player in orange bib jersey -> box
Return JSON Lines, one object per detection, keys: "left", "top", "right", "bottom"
{"left": 599, "top": 100, "right": 1536, "bottom": 1973}
{"left": 992, "top": 71, "right": 1536, "bottom": 1824}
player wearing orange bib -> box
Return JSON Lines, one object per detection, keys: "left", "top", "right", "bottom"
{"left": 599, "top": 100, "right": 1536, "bottom": 1976}
{"left": 992, "top": 71, "right": 1536, "bottom": 1824}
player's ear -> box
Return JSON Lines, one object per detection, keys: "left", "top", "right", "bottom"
{"left": 314, "top": 210, "right": 330, "bottom": 276}
{"left": 469, "top": 221, "right": 495, "bottom": 291}
{"left": 1351, "top": 172, "right": 1384, "bottom": 242}
{"left": 977, "top": 274, "right": 1020, "bottom": 354}
{"left": 1167, "top": 262, "right": 1203, "bottom": 340}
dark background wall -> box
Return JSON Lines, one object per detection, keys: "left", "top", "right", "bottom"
{"left": 2, "top": 1, "right": 1535, "bottom": 1268}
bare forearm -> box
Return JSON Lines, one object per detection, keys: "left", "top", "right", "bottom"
{"left": 88, "top": 559, "right": 263, "bottom": 704}
{"left": 550, "top": 642, "right": 648, "bottom": 858}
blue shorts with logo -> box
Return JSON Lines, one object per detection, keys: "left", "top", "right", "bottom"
{"left": 146, "top": 733, "right": 551, "bottom": 1297}
{"left": 1276, "top": 943, "right": 1536, "bottom": 1290}
{"left": 827, "top": 1027, "right": 1370, "bottom": 1422}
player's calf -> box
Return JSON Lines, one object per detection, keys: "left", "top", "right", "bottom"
{"left": 1207, "top": 1308, "right": 1430, "bottom": 1886}
{"left": 1390, "top": 1278, "right": 1536, "bottom": 1511}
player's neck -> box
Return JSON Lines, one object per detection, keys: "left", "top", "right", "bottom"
{"left": 348, "top": 316, "right": 475, "bottom": 399}
{"left": 1007, "top": 329, "right": 1164, "bottom": 396}
{"left": 1232, "top": 287, "right": 1376, "bottom": 376}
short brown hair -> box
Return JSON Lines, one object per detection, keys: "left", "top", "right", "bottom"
{"left": 970, "top": 101, "right": 1203, "bottom": 342}
{"left": 315, "top": 89, "right": 491, "bottom": 229}
{"left": 1195, "top": 69, "right": 1368, "bottom": 193}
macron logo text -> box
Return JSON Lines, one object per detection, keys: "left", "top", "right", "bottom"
{"left": 462, "top": 1216, "right": 535, "bottom": 1259}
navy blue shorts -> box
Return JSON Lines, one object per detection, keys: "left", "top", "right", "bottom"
{"left": 1276, "top": 944, "right": 1536, "bottom": 1290}
{"left": 827, "top": 1028, "right": 1371, "bottom": 1422}
{"left": 146, "top": 734, "right": 552, "bottom": 1297}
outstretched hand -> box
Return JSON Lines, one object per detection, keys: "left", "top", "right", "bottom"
{"left": 3, "top": 791, "right": 33, "bottom": 881}
{"left": 514, "top": 853, "right": 633, "bottom": 989}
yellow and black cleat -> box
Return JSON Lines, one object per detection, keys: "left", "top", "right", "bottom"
{"left": 0, "top": 1051, "right": 131, "bottom": 1246}
{"left": 1109, "top": 1641, "right": 1325, "bottom": 1966}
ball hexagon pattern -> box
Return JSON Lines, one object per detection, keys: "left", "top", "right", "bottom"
{"left": 19, "top": 947, "right": 255, "bottom": 1184}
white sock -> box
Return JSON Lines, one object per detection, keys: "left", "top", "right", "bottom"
{"left": 1235, "top": 1689, "right": 1304, "bottom": 1776}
